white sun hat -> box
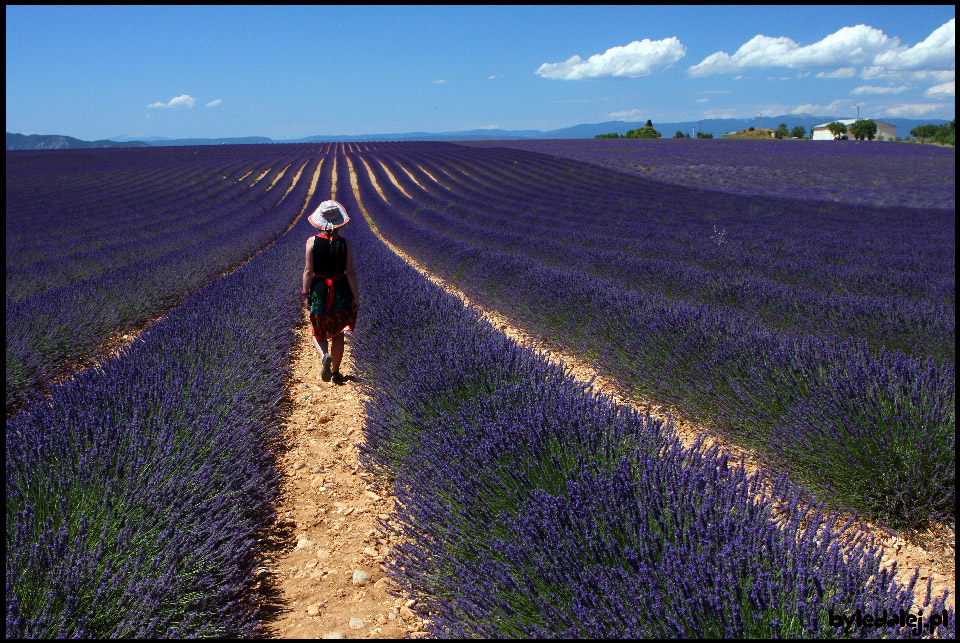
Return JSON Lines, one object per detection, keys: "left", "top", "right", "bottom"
{"left": 308, "top": 200, "right": 349, "bottom": 231}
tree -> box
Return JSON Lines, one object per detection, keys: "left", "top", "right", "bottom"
{"left": 626, "top": 123, "right": 661, "bottom": 139}
{"left": 594, "top": 133, "right": 622, "bottom": 138}
{"left": 696, "top": 131, "right": 713, "bottom": 138}
{"left": 850, "top": 119, "right": 878, "bottom": 140}
{"left": 674, "top": 130, "right": 686, "bottom": 138}
{"left": 790, "top": 125, "right": 806, "bottom": 139}
{"left": 776, "top": 123, "right": 789, "bottom": 139}
{"left": 645, "top": 120, "right": 653, "bottom": 128}
{"left": 910, "top": 124, "right": 939, "bottom": 139}
{"left": 826, "top": 121, "right": 847, "bottom": 139}
{"left": 935, "top": 119, "right": 955, "bottom": 145}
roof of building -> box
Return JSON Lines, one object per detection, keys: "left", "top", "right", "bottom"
{"left": 812, "top": 119, "right": 895, "bottom": 128}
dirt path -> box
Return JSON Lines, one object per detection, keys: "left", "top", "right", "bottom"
{"left": 346, "top": 152, "right": 955, "bottom": 611}
{"left": 260, "top": 146, "right": 428, "bottom": 639}
{"left": 258, "top": 323, "right": 427, "bottom": 639}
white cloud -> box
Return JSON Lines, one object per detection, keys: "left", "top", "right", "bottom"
{"left": 688, "top": 25, "right": 897, "bottom": 77}
{"left": 851, "top": 85, "right": 909, "bottom": 94}
{"left": 434, "top": 79, "right": 447, "bottom": 84}
{"left": 477, "top": 124, "right": 500, "bottom": 129}
{"left": 791, "top": 97, "right": 854, "bottom": 114}
{"left": 872, "top": 18, "right": 954, "bottom": 70}
{"left": 147, "top": 94, "right": 197, "bottom": 109}
{"left": 688, "top": 20, "right": 955, "bottom": 78}
{"left": 609, "top": 108, "right": 646, "bottom": 119}
{"left": 884, "top": 103, "right": 947, "bottom": 117}
{"left": 696, "top": 98, "right": 709, "bottom": 103}
{"left": 537, "top": 37, "right": 686, "bottom": 80}
{"left": 487, "top": 75, "right": 498, "bottom": 80}
{"left": 925, "top": 81, "right": 955, "bottom": 98}
{"left": 816, "top": 67, "right": 856, "bottom": 78}
{"left": 205, "top": 99, "right": 222, "bottom": 107}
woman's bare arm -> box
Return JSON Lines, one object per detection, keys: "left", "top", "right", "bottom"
{"left": 303, "top": 236, "right": 314, "bottom": 297}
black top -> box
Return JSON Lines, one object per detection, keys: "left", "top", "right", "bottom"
{"left": 309, "top": 233, "right": 353, "bottom": 314}
{"left": 311, "top": 233, "right": 347, "bottom": 277}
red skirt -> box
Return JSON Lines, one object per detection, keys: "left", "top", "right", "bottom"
{"left": 310, "top": 309, "right": 356, "bottom": 342}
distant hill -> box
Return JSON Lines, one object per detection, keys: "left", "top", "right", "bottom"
{"left": 141, "top": 136, "right": 273, "bottom": 147}
{"left": 9, "top": 115, "right": 951, "bottom": 150}
{"left": 6, "top": 132, "right": 150, "bottom": 150}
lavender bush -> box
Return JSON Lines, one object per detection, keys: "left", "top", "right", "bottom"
{"left": 6, "top": 146, "right": 334, "bottom": 637}
{"left": 335, "top": 165, "right": 955, "bottom": 637}
{"left": 6, "top": 146, "right": 320, "bottom": 410}
{"left": 345, "top": 142, "right": 954, "bottom": 529}
{"left": 462, "top": 138, "right": 956, "bottom": 210}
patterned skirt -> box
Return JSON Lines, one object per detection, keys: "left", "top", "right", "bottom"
{"left": 309, "top": 276, "right": 356, "bottom": 342}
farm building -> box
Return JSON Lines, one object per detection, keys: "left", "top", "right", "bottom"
{"left": 811, "top": 119, "right": 896, "bottom": 140}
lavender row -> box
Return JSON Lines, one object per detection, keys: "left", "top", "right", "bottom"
{"left": 6, "top": 149, "right": 319, "bottom": 410}
{"left": 461, "top": 138, "right": 956, "bottom": 210}
{"left": 5, "top": 147, "right": 333, "bottom": 638}
{"left": 391, "top": 143, "right": 953, "bottom": 305}
{"left": 348, "top": 146, "right": 954, "bottom": 529}
{"left": 336, "top": 160, "right": 955, "bottom": 637}
{"left": 6, "top": 147, "right": 306, "bottom": 298}
{"left": 366, "top": 150, "right": 953, "bottom": 361}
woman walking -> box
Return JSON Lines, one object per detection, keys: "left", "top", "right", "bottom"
{"left": 302, "top": 200, "right": 359, "bottom": 384}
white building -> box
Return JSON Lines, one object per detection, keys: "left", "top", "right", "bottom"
{"left": 811, "top": 119, "right": 896, "bottom": 140}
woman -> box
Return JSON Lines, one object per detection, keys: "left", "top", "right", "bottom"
{"left": 302, "top": 200, "right": 359, "bottom": 384}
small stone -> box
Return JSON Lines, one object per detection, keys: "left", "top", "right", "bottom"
{"left": 321, "top": 632, "right": 344, "bottom": 639}
{"left": 307, "top": 604, "right": 320, "bottom": 617}
{"left": 374, "top": 577, "right": 391, "bottom": 590}
{"left": 303, "top": 393, "right": 312, "bottom": 400}
{"left": 348, "top": 617, "right": 365, "bottom": 630}
{"left": 365, "top": 491, "right": 381, "bottom": 501}
{"left": 312, "top": 465, "right": 324, "bottom": 473}
{"left": 352, "top": 569, "right": 372, "bottom": 586}
{"left": 293, "top": 462, "right": 304, "bottom": 470}
{"left": 305, "top": 560, "right": 318, "bottom": 569}
{"left": 363, "top": 547, "right": 378, "bottom": 558}
{"left": 297, "top": 538, "right": 314, "bottom": 550}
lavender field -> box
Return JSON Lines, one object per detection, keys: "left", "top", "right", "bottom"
{"left": 463, "top": 138, "right": 956, "bottom": 210}
{"left": 6, "top": 143, "right": 955, "bottom": 638}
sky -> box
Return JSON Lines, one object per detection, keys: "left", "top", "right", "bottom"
{"left": 5, "top": 5, "right": 955, "bottom": 140}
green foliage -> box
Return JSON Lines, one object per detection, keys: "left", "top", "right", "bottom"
{"left": 790, "top": 125, "right": 806, "bottom": 139}
{"left": 850, "top": 119, "right": 878, "bottom": 141}
{"left": 775, "top": 123, "right": 789, "bottom": 139}
{"left": 747, "top": 126, "right": 755, "bottom": 131}
{"left": 626, "top": 124, "right": 661, "bottom": 139}
{"left": 910, "top": 120, "right": 955, "bottom": 145}
{"left": 910, "top": 123, "right": 940, "bottom": 138}
{"left": 825, "top": 121, "right": 847, "bottom": 139}
{"left": 594, "top": 133, "right": 622, "bottom": 138}
{"left": 696, "top": 131, "right": 713, "bottom": 139}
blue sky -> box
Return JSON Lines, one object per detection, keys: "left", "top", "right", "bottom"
{"left": 5, "top": 5, "right": 955, "bottom": 140}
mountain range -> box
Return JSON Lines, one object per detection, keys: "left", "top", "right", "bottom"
{"left": 7, "top": 115, "right": 951, "bottom": 150}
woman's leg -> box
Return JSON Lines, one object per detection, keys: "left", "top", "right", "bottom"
{"left": 330, "top": 332, "right": 345, "bottom": 374}
{"left": 312, "top": 334, "right": 328, "bottom": 359}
